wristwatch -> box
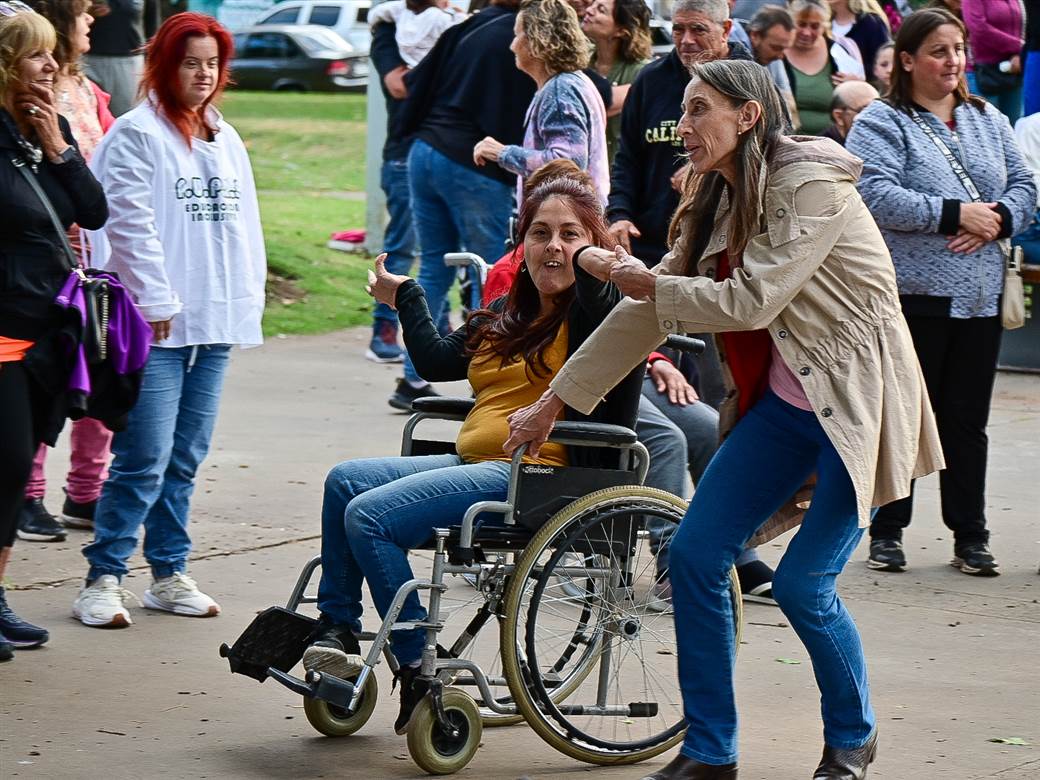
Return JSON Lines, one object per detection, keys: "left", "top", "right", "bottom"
{"left": 51, "top": 145, "right": 78, "bottom": 165}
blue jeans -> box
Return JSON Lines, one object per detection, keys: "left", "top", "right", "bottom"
{"left": 403, "top": 140, "right": 512, "bottom": 383}
{"left": 316, "top": 454, "right": 510, "bottom": 665}
{"left": 670, "top": 391, "right": 874, "bottom": 764}
{"left": 374, "top": 157, "right": 418, "bottom": 328}
{"left": 980, "top": 83, "right": 1024, "bottom": 125}
{"left": 638, "top": 377, "right": 721, "bottom": 572}
{"left": 84, "top": 345, "right": 231, "bottom": 581}
{"left": 1025, "top": 51, "right": 1040, "bottom": 117}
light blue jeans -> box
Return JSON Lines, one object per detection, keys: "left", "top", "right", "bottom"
{"left": 374, "top": 157, "right": 417, "bottom": 329}
{"left": 317, "top": 454, "right": 511, "bottom": 665}
{"left": 403, "top": 140, "right": 512, "bottom": 383}
{"left": 84, "top": 345, "right": 231, "bottom": 581}
{"left": 670, "top": 391, "right": 874, "bottom": 764}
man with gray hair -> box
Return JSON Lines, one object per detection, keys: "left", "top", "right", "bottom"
{"left": 821, "top": 80, "right": 879, "bottom": 145}
{"left": 607, "top": 0, "right": 751, "bottom": 265}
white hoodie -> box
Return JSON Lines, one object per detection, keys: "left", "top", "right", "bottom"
{"left": 88, "top": 99, "right": 266, "bottom": 348}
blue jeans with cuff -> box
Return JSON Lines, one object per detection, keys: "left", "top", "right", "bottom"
{"left": 84, "top": 345, "right": 231, "bottom": 581}
{"left": 403, "top": 140, "right": 512, "bottom": 384}
{"left": 670, "top": 391, "right": 874, "bottom": 765}
{"left": 317, "top": 454, "right": 511, "bottom": 665}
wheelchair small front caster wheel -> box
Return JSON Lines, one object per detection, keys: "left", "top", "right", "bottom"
{"left": 406, "top": 686, "right": 482, "bottom": 775}
{"left": 303, "top": 668, "right": 378, "bottom": 737}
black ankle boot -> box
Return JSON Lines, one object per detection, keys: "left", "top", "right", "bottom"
{"left": 813, "top": 730, "right": 878, "bottom": 779}
{"left": 640, "top": 754, "right": 738, "bottom": 780}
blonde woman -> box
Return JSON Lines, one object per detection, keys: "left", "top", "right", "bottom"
{"left": 828, "top": 0, "right": 892, "bottom": 76}
{"left": 473, "top": 0, "right": 609, "bottom": 204}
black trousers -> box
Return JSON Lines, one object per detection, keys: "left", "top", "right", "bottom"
{"left": 871, "top": 314, "right": 1002, "bottom": 547}
{"left": 0, "top": 361, "right": 37, "bottom": 548}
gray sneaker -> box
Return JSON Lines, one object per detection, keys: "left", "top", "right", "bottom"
{"left": 867, "top": 539, "right": 906, "bottom": 572}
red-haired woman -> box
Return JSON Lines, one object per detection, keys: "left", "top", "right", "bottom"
{"left": 304, "top": 177, "right": 643, "bottom": 735}
{"left": 72, "top": 12, "right": 267, "bottom": 628}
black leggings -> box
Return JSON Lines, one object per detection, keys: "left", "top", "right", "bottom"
{"left": 0, "top": 361, "right": 37, "bottom": 547}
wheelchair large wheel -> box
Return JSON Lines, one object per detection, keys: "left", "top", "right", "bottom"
{"left": 406, "top": 686, "right": 483, "bottom": 775}
{"left": 500, "top": 486, "right": 743, "bottom": 766}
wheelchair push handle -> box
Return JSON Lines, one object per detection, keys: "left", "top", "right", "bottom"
{"left": 664, "top": 334, "right": 706, "bottom": 355}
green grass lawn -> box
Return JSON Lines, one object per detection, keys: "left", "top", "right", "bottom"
{"left": 222, "top": 90, "right": 375, "bottom": 336}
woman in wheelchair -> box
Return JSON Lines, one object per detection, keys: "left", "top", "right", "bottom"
{"left": 306, "top": 176, "right": 642, "bottom": 737}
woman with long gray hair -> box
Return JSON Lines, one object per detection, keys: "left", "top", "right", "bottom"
{"left": 505, "top": 59, "right": 943, "bottom": 779}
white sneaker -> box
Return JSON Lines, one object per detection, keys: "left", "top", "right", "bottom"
{"left": 302, "top": 645, "right": 364, "bottom": 680}
{"left": 143, "top": 572, "right": 220, "bottom": 617}
{"left": 645, "top": 579, "right": 672, "bottom": 613}
{"left": 73, "top": 575, "right": 138, "bottom": 627}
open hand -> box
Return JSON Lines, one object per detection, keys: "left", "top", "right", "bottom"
{"left": 650, "top": 359, "right": 699, "bottom": 405}
{"left": 365, "top": 253, "right": 411, "bottom": 308}
{"left": 607, "top": 220, "right": 641, "bottom": 253}
{"left": 946, "top": 229, "right": 987, "bottom": 254}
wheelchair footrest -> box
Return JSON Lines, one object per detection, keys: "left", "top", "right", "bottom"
{"left": 219, "top": 606, "right": 318, "bottom": 682}
{"left": 267, "top": 667, "right": 357, "bottom": 710}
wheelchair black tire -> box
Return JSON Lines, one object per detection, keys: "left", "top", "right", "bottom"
{"left": 499, "top": 485, "right": 743, "bottom": 766}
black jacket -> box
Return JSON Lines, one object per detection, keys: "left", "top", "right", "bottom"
{"left": 0, "top": 112, "right": 108, "bottom": 341}
{"left": 395, "top": 265, "right": 643, "bottom": 468}
{"left": 607, "top": 43, "right": 754, "bottom": 268}
{"left": 397, "top": 6, "right": 535, "bottom": 185}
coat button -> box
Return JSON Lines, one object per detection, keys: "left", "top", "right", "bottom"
{"left": 663, "top": 320, "right": 673, "bottom": 329}
{"left": 799, "top": 366, "right": 810, "bottom": 376}
{"left": 776, "top": 208, "right": 785, "bottom": 217}
{"left": 821, "top": 407, "right": 833, "bottom": 417}
{"left": 778, "top": 329, "right": 788, "bottom": 339}
{"left": 706, "top": 268, "right": 715, "bottom": 278}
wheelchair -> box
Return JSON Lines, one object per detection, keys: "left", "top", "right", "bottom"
{"left": 220, "top": 344, "right": 743, "bottom": 775}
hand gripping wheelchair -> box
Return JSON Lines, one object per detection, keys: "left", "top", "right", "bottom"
{"left": 220, "top": 348, "right": 743, "bottom": 775}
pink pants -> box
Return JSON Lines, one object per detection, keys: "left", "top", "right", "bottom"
{"left": 26, "top": 417, "right": 113, "bottom": 504}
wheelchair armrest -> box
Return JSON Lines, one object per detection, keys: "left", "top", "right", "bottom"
{"left": 664, "top": 334, "right": 706, "bottom": 354}
{"left": 411, "top": 396, "right": 476, "bottom": 417}
{"left": 547, "top": 421, "right": 638, "bottom": 446}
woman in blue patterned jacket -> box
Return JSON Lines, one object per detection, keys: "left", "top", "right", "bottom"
{"left": 846, "top": 8, "right": 1035, "bottom": 578}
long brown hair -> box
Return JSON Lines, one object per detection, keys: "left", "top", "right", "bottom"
{"left": 667, "top": 59, "right": 787, "bottom": 276}
{"left": 886, "top": 8, "right": 985, "bottom": 114}
{"left": 466, "top": 178, "right": 610, "bottom": 378}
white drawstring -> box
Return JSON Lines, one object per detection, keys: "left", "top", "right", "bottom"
{"left": 187, "top": 344, "right": 199, "bottom": 372}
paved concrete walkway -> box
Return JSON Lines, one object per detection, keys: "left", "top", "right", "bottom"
{"left": 2, "top": 328, "right": 1038, "bottom": 780}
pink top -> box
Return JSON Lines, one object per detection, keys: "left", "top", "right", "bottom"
{"left": 768, "top": 343, "right": 813, "bottom": 411}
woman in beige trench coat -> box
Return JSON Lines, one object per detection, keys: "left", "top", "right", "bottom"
{"left": 505, "top": 60, "right": 944, "bottom": 780}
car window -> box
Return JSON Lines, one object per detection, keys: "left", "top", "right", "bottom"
{"left": 240, "top": 32, "right": 300, "bottom": 59}
{"left": 308, "top": 5, "right": 342, "bottom": 26}
{"left": 355, "top": 6, "right": 368, "bottom": 22}
{"left": 257, "top": 6, "right": 301, "bottom": 24}
{"left": 650, "top": 24, "right": 671, "bottom": 46}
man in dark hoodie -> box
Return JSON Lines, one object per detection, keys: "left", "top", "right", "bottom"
{"left": 607, "top": 0, "right": 753, "bottom": 268}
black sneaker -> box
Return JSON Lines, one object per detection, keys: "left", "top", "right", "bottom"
{"left": 17, "top": 499, "right": 67, "bottom": 542}
{"left": 952, "top": 543, "right": 1000, "bottom": 577}
{"left": 310, "top": 621, "right": 361, "bottom": 655}
{"left": 867, "top": 539, "right": 906, "bottom": 572}
{"left": 737, "top": 559, "right": 777, "bottom": 606}
{"left": 61, "top": 491, "right": 96, "bottom": 530}
{"left": 0, "top": 588, "right": 49, "bottom": 649}
{"left": 388, "top": 378, "right": 440, "bottom": 412}
{"left": 393, "top": 664, "right": 430, "bottom": 735}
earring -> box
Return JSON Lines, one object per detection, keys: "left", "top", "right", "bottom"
{"left": 519, "top": 263, "right": 528, "bottom": 274}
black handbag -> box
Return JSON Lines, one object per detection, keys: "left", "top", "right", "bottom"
{"left": 8, "top": 151, "right": 113, "bottom": 363}
{"left": 973, "top": 62, "right": 1022, "bottom": 95}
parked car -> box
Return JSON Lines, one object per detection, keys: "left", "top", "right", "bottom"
{"left": 650, "top": 18, "right": 673, "bottom": 59}
{"left": 231, "top": 25, "right": 370, "bottom": 91}
{"left": 253, "top": 0, "right": 371, "bottom": 52}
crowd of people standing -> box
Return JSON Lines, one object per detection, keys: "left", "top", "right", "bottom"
{"left": 1, "top": 0, "right": 1038, "bottom": 776}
